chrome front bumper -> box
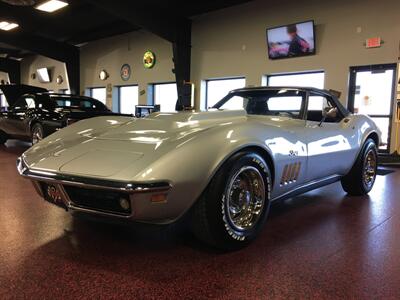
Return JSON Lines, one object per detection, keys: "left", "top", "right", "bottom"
{"left": 17, "top": 156, "right": 173, "bottom": 222}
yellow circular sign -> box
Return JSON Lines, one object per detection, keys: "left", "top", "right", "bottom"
{"left": 143, "top": 51, "right": 156, "bottom": 69}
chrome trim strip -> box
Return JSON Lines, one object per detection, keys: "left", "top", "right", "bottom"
{"left": 68, "top": 204, "right": 132, "bottom": 219}
{"left": 56, "top": 183, "right": 73, "bottom": 207}
{"left": 272, "top": 175, "right": 341, "bottom": 202}
{"left": 17, "top": 156, "right": 172, "bottom": 194}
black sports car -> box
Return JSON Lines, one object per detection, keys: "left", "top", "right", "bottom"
{"left": 0, "top": 84, "right": 128, "bottom": 145}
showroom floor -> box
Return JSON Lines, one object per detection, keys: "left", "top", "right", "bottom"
{"left": 1, "top": 141, "right": 399, "bottom": 299}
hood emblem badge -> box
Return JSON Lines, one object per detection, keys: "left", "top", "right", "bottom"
{"left": 47, "top": 185, "right": 63, "bottom": 203}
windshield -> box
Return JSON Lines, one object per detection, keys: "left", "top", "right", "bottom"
{"left": 49, "top": 96, "right": 109, "bottom": 111}
{"left": 212, "top": 89, "right": 306, "bottom": 119}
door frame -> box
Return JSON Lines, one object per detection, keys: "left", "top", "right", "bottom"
{"left": 347, "top": 63, "right": 397, "bottom": 153}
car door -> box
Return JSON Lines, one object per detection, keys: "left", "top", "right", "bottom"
{"left": 5, "top": 95, "right": 35, "bottom": 137}
{"left": 304, "top": 92, "right": 358, "bottom": 181}
{"left": 256, "top": 90, "right": 309, "bottom": 197}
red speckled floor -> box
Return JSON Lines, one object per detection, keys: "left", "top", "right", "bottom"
{"left": 1, "top": 140, "right": 400, "bottom": 299}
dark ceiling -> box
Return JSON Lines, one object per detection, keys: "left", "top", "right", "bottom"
{"left": 0, "top": 0, "right": 251, "bottom": 59}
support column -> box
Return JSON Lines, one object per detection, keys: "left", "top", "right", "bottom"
{"left": 173, "top": 19, "right": 192, "bottom": 110}
{"left": 65, "top": 55, "right": 80, "bottom": 95}
{"left": 0, "top": 58, "right": 20, "bottom": 84}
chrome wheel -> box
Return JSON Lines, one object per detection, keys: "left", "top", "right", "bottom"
{"left": 363, "top": 149, "right": 377, "bottom": 188}
{"left": 32, "top": 127, "right": 43, "bottom": 144}
{"left": 226, "top": 166, "right": 265, "bottom": 231}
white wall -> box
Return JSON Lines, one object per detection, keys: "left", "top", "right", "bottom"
{"left": 80, "top": 30, "right": 175, "bottom": 105}
{"left": 191, "top": 0, "right": 400, "bottom": 103}
{"left": 190, "top": 0, "right": 400, "bottom": 152}
{"left": 21, "top": 55, "right": 69, "bottom": 91}
{"left": 0, "top": 71, "right": 9, "bottom": 84}
{"left": 19, "top": 0, "right": 400, "bottom": 152}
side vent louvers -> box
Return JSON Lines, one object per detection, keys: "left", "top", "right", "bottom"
{"left": 280, "top": 162, "right": 301, "bottom": 186}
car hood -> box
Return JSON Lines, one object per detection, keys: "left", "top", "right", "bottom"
{"left": 23, "top": 110, "right": 248, "bottom": 180}
{"left": 86, "top": 110, "right": 247, "bottom": 141}
{"left": 54, "top": 108, "right": 126, "bottom": 120}
{"left": 0, "top": 84, "right": 47, "bottom": 106}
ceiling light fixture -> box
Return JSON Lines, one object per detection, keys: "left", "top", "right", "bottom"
{"left": 0, "top": 21, "right": 19, "bottom": 31}
{"left": 35, "top": 0, "right": 68, "bottom": 13}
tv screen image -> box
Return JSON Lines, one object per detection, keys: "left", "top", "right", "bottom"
{"left": 267, "top": 20, "right": 315, "bottom": 59}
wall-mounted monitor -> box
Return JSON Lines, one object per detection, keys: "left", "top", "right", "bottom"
{"left": 37, "top": 68, "right": 51, "bottom": 83}
{"left": 266, "top": 20, "right": 315, "bottom": 60}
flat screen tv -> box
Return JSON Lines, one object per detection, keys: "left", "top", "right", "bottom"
{"left": 266, "top": 20, "right": 315, "bottom": 59}
{"left": 37, "top": 68, "right": 51, "bottom": 83}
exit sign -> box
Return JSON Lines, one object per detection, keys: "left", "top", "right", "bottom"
{"left": 366, "top": 37, "right": 382, "bottom": 48}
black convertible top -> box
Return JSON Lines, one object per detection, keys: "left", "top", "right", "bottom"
{"left": 229, "top": 86, "right": 350, "bottom": 117}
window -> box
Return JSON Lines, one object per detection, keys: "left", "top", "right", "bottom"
{"left": 216, "top": 95, "right": 247, "bottom": 111}
{"left": 119, "top": 85, "right": 139, "bottom": 114}
{"left": 26, "top": 97, "right": 35, "bottom": 108}
{"left": 268, "top": 96, "right": 303, "bottom": 112}
{"left": 50, "top": 96, "right": 108, "bottom": 111}
{"left": 214, "top": 89, "right": 306, "bottom": 119}
{"left": 206, "top": 77, "right": 246, "bottom": 108}
{"left": 153, "top": 83, "right": 178, "bottom": 112}
{"left": 308, "top": 95, "right": 327, "bottom": 111}
{"left": 13, "top": 96, "right": 35, "bottom": 110}
{"left": 0, "top": 93, "right": 8, "bottom": 109}
{"left": 266, "top": 71, "right": 325, "bottom": 89}
{"left": 59, "top": 89, "right": 71, "bottom": 94}
{"left": 306, "top": 93, "right": 341, "bottom": 123}
{"left": 90, "top": 87, "right": 106, "bottom": 104}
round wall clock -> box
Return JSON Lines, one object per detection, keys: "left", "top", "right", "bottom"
{"left": 120, "top": 64, "right": 131, "bottom": 81}
{"left": 143, "top": 51, "right": 156, "bottom": 69}
{"left": 99, "top": 70, "right": 109, "bottom": 81}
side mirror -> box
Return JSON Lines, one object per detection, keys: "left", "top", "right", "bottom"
{"left": 319, "top": 107, "right": 338, "bottom": 126}
{"left": 322, "top": 107, "right": 338, "bottom": 119}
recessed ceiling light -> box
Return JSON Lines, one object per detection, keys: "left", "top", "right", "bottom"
{"left": 35, "top": 0, "right": 68, "bottom": 13}
{"left": 0, "top": 21, "right": 19, "bottom": 31}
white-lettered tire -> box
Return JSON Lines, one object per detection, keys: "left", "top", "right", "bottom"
{"left": 192, "top": 151, "right": 271, "bottom": 250}
{"left": 341, "top": 138, "right": 378, "bottom": 196}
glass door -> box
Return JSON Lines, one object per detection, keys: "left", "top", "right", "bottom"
{"left": 348, "top": 64, "right": 397, "bottom": 152}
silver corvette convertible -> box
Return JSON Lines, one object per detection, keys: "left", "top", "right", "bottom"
{"left": 17, "top": 87, "right": 380, "bottom": 250}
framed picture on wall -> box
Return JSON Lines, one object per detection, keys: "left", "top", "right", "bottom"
{"left": 121, "top": 64, "right": 131, "bottom": 81}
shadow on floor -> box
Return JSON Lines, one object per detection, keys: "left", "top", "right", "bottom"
{"left": 0, "top": 139, "right": 30, "bottom": 155}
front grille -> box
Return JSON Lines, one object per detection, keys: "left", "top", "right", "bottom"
{"left": 64, "top": 186, "right": 131, "bottom": 215}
